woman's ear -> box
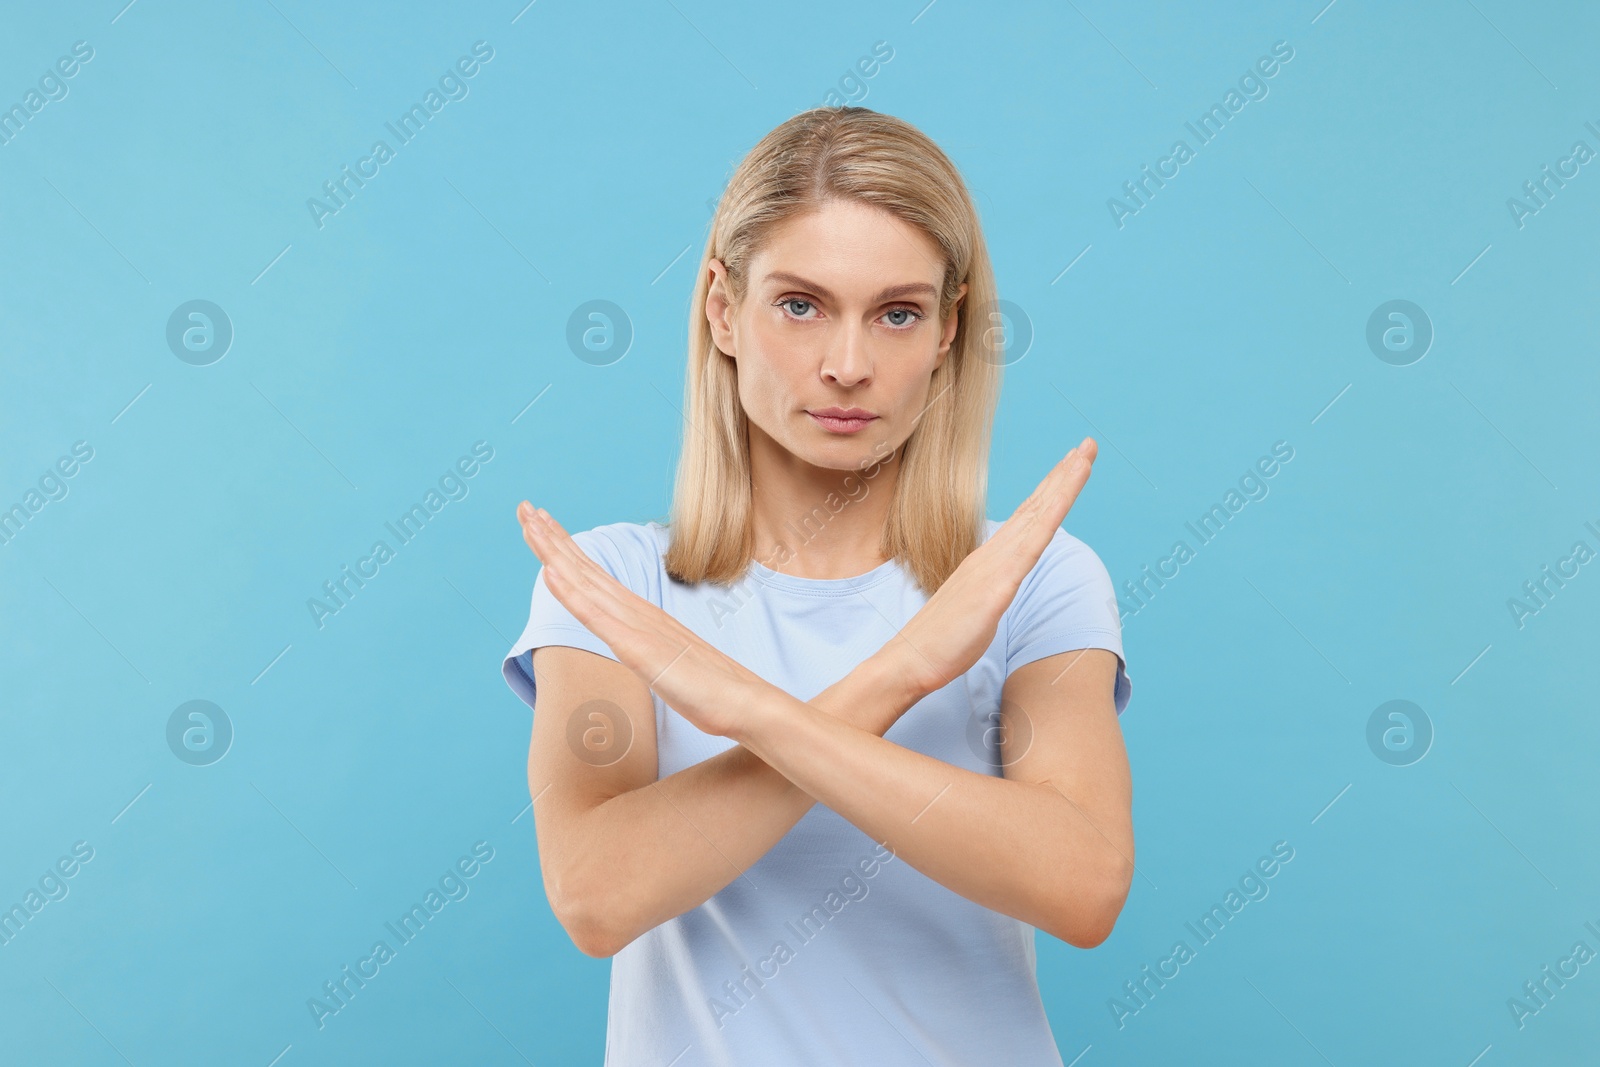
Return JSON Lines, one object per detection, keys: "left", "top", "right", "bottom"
{"left": 934, "top": 281, "right": 969, "bottom": 368}
{"left": 705, "top": 258, "right": 736, "bottom": 358}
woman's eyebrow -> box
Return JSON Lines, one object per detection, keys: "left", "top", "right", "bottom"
{"left": 763, "top": 271, "right": 937, "bottom": 304}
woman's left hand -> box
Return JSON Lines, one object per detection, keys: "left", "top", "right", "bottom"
{"left": 517, "top": 502, "right": 765, "bottom": 738}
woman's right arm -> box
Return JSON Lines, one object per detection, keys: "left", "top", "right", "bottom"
{"left": 523, "top": 439, "right": 1100, "bottom": 958}
{"left": 529, "top": 640, "right": 917, "bottom": 959}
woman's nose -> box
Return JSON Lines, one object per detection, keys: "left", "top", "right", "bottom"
{"left": 822, "top": 325, "right": 872, "bottom": 386}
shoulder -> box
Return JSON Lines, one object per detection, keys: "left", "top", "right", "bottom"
{"left": 986, "top": 518, "right": 1130, "bottom": 711}
{"left": 576, "top": 519, "right": 667, "bottom": 557}
{"left": 982, "top": 518, "right": 1114, "bottom": 593}
{"left": 984, "top": 517, "right": 1119, "bottom": 638}
{"left": 562, "top": 519, "right": 670, "bottom": 597}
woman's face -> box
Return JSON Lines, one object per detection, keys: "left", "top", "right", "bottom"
{"left": 706, "top": 198, "right": 966, "bottom": 474}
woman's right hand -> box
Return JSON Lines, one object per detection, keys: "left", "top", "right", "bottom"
{"left": 875, "top": 437, "right": 1099, "bottom": 702}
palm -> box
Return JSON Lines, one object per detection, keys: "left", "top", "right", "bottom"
{"left": 516, "top": 503, "right": 760, "bottom": 737}
{"left": 887, "top": 439, "right": 1097, "bottom": 697}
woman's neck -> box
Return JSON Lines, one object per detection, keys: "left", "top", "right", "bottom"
{"left": 746, "top": 427, "right": 901, "bottom": 581}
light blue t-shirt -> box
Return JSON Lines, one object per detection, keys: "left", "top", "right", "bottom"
{"left": 502, "top": 518, "right": 1130, "bottom": 1067}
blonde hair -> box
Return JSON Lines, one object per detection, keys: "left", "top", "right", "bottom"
{"left": 662, "top": 106, "right": 1004, "bottom": 596}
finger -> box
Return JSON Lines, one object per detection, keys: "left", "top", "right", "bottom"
{"left": 1011, "top": 438, "right": 1088, "bottom": 517}
{"left": 534, "top": 512, "right": 700, "bottom": 649}
{"left": 989, "top": 439, "right": 1097, "bottom": 573}
{"left": 533, "top": 512, "right": 618, "bottom": 608}
{"left": 1030, "top": 438, "right": 1095, "bottom": 511}
{"left": 1034, "top": 437, "right": 1096, "bottom": 527}
{"left": 520, "top": 512, "right": 706, "bottom": 687}
{"left": 530, "top": 510, "right": 605, "bottom": 583}
{"left": 536, "top": 540, "right": 652, "bottom": 656}
{"left": 523, "top": 511, "right": 569, "bottom": 571}
{"left": 520, "top": 509, "right": 621, "bottom": 625}
{"left": 1006, "top": 437, "right": 1095, "bottom": 537}
{"left": 532, "top": 514, "right": 658, "bottom": 624}
{"left": 535, "top": 511, "right": 634, "bottom": 606}
{"left": 530, "top": 513, "right": 704, "bottom": 655}
{"left": 517, "top": 502, "right": 551, "bottom": 562}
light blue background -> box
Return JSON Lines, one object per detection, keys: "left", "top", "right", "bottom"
{"left": 2, "top": 1, "right": 1596, "bottom": 1063}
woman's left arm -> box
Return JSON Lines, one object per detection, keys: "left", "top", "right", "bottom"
{"left": 517, "top": 440, "right": 1133, "bottom": 947}
{"left": 728, "top": 645, "right": 1134, "bottom": 949}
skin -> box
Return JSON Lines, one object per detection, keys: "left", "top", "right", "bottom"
{"left": 723, "top": 196, "right": 959, "bottom": 577}
{"left": 516, "top": 199, "right": 1135, "bottom": 958}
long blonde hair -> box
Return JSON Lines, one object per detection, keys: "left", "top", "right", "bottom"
{"left": 662, "top": 106, "right": 1004, "bottom": 596}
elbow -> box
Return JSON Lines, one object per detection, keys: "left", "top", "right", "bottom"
{"left": 566, "top": 913, "right": 623, "bottom": 959}
{"left": 556, "top": 898, "right": 625, "bottom": 958}
{"left": 547, "top": 871, "right": 627, "bottom": 959}
{"left": 1055, "top": 860, "right": 1135, "bottom": 950}
{"left": 1062, "top": 906, "right": 1120, "bottom": 950}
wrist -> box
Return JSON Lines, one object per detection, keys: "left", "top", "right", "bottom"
{"left": 724, "top": 675, "right": 785, "bottom": 749}
{"left": 855, "top": 648, "right": 926, "bottom": 724}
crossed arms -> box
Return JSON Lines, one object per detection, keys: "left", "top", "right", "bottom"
{"left": 519, "top": 441, "right": 1134, "bottom": 958}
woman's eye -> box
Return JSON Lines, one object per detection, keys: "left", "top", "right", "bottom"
{"left": 777, "top": 299, "right": 922, "bottom": 328}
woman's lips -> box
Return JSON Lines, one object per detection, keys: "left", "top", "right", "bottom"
{"left": 807, "top": 412, "right": 877, "bottom": 434}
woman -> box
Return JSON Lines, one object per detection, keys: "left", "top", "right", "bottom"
{"left": 502, "top": 106, "right": 1133, "bottom": 1066}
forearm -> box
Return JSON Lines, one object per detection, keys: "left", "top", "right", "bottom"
{"left": 727, "top": 690, "right": 1129, "bottom": 947}
{"left": 561, "top": 652, "right": 918, "bottom": 956}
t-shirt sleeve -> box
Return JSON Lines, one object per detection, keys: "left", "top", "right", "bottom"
{"left": 501, "top": 525, "right": 637, "bottom": 713}
{"left": 1004, "top": 528, "right": 1132, "bottom": 715}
